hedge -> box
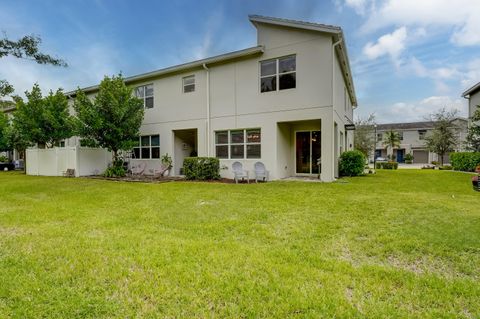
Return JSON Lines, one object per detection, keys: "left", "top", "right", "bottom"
{"left": 376, "top": 162, "right": 398, "bottom": 169}
{"left": 339, "top": 150, "right": 365, "bottom": 176}
{"left": 450, "top": 152, "right": 480, "bottom": 172}
{"left": 183, "top": 157, "right": 220, "bottom": 180}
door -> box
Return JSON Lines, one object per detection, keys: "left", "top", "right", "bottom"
{"left": 396, "top": 149, "right": 405, "bottom": 163}
{"left": 413, "top": 150, "right": 428, "bottom": 163}
{"left": 296, "top": 131, "right": 321, "bottom": 174}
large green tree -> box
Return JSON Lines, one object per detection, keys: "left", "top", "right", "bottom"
{"left": 383, "top": 130, "right": 401, "bottom": 160}
{"left": 13, "top": 84, "right": 74, "bottom": 148}
{"left": 354, "top": 114, "right": 376, "bottom": 157}
{"left": 465, "top": 105, "right": 480, "bottom": 151}
{"left": 0, "top": 34, "right": 67, "bottom": 98}
{"left": 0, "top": 112, "right": 9, "bottom": 151}
{"left": 425, "top": 108, "right": 458, "bottom": 166}
{"left": 73, "top": 75, "right": 144, "bottom": 162}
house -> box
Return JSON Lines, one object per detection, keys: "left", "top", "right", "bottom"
{"left": 374, "top": 119, "right": 468, "bottom": 164}
{"left": 462, "top": 82, "right": 480, "bottom": 119}
{"left": 29, "top": 15, "right": 358, "bottom": 181}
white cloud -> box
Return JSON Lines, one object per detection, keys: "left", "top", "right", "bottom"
{"left": 360, "top": 0, "right": 480, "bottom": 46}
{"left": 460, "top": 58, "right": 480, "bottom": 90}
{"left": 381, "top": 96, "right": 467, "bottom": 122}
{"left": 343, "top": 0, "right": 370, "bottom": 15}
{"left": 363, "top": 27, "right": 407, "bottom": 63}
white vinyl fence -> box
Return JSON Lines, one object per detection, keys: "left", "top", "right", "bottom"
{"left": 26, "top": 147, "right": 111, "bottom": 177}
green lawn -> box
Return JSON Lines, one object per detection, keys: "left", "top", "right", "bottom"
{"left": 0, "top": 170, "right": 479, "bottom": 318}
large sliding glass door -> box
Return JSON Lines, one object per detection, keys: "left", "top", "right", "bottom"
{"left": 295, "top": 131, "right": 321, "bottom": 175}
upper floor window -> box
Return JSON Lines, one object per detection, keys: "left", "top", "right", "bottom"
{"left": 183, "top": 75, "right": 195, "bottom": 93}
{"left": 135, "top": 84, "right": 154, "bottom": 109}
{"left": 398, "top": 131, "right": 404, "bottom": 141}
{"left": 133, "top": 134, "right": 160, "bottom": 159}
{"left": 418, "top": 130, "right": 427, "bottom": 140}
{"left": 215, "top": 129, "right": 261, "bottom": 159}
{"left": 377, "top": 133, "right": 383, "bottom": 141}
{"left": 260, "top": 55, "right": 296, "bottom": 93}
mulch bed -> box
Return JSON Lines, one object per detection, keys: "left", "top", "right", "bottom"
{"left": 84, "top": 175, "right": 256, "bottom": 184}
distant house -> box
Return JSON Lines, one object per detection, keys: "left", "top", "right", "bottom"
{"left": 462, "top": 82, "right": 480, "bottom": 119}
{"left": 27, "top": 15, "right": 358, "bottom": 181}
{"left": 374, "top": 119, "right": 468, "bottom": 164}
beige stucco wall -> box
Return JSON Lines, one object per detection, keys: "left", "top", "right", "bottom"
{"left": 469, "top": 90, "right": 480, "bottom": 119}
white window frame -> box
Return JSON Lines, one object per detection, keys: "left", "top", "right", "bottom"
{"left": 133, "top": 134, "right": 160, "bottom": 159}
{"left": 135, "top": 84, "right": 154, "bottom": 109}
{"left": 214, "top": 129, "right": 261, "bottom": 159}
{"left": 260, "top": 55, "right": 296, "bottom": 93}
{"left": 182, "top": 75, "right": 195, "bottom": 93}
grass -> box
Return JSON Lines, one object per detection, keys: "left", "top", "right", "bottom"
{"left": 0, "top": 170, "right": 479, "bottom": 318}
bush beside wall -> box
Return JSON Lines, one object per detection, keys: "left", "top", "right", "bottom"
{"left": 376, "top": 162, "right": 398, "bottom": 169}
{"left": 450, "top": 152, "right": 480, "bottom": 172}
{"left": 339, "top": 150, "right": 365, "bottom": 176}
{"left": 183, "top": 157, "right": 220, "bottom": 180}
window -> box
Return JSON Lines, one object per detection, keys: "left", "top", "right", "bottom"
{"left": 183, "top": 75, "right": 195, "bottom": 93}
{"left": 398, "top": 131, "right": 403, "bottom": 141}
{"left": 418, "top": 130, "right": 427, "bottom": 140}
{"left": 135, "top": 84, "right": 154, "bottom": 109}
{"left": 377, "top": 133, "right": 383, "bottom": 141}
{"left": 215, "top": 129, "right": 261, "bottom": 159}
{"left": 260, "top": 55, "right": 296, "bottom": 93}
{"left": 133, "top": 134, "right": 160, "bottom": 159}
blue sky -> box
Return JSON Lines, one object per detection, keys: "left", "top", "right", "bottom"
{"left": 1, "top": 0, "right": 479, "bottom": 122}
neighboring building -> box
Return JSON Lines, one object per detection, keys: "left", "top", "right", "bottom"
{"left": 0, "top": 103, "right": 21, "bottom": 162}
{"left": 462, "top": 82, "right": 480, "bottom": 119}
{"left": 374, "top": 119, "right": 468, "bottom": 164}
{"left": 29, "top": 15, "right": 357, "bottom": 181}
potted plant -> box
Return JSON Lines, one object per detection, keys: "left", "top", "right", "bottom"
{"left": 404, "top": 153, "right": 413, "bottom": 164}
{"left": 161, "top": 153, "right": 173, "bottom": 176}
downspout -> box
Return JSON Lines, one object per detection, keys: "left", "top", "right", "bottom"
{"left": 331, "top": 36, "right": 342, "bottom": 180}
{"left": 203, "top": 63, "right": 211, "bottom": 156}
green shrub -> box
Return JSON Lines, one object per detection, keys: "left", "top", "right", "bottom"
{"left": 0, "top": 155, "right": 8, "bottom": 163}
{"left": 404, "top": 153, "right": 413, "bottom": 161}
{"left": 183, "top": 157, "right": 220, "bottom": 180}
{"left": 103, "top": 160, "right": 126, "bottom": 177}
{"left": 339, "top": 150, "right": 365, "bottom": 176}
{"left": 376, "top": 162, "right": 398, "bottom": 169}
{"left": 450, "top": 152, "right": 480, "bottom": 172}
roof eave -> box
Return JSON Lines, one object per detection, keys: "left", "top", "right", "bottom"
{"left": 462, "top": 82, "right": 480, "bottom": 98}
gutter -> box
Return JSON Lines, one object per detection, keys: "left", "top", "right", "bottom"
{"left": 203, "top": 63, "right": 211, "bottom": 157}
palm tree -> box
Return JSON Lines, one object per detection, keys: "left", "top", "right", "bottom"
{"left": 383, "top": 130, "right": 401, "bottom": 161}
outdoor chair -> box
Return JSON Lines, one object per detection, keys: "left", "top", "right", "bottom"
{"left": 232, "top": 161, "right": 249, "bottom": 184}
{"left": 62, "top": 168, "right": 75, "bottom": 177}
{"left": 130, "top": 162, "right": 146, "bottom": 176}
{"left": 153, "top": 164, "right": 170, "bottom": 178}
{"left": 254, "top": 162, "right": 269, "bottom": 182}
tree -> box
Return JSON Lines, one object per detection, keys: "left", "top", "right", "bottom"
{"left": 13, "top": 84, "right": 74, "bottom": 148}
{"left": 465, "top": 105, "right": 480, "bottom": 151}
{"left": 383, "top": 130, "right": 401, "bottom": 160}
{"left": 73, "top": 74, "right": 144, "bottom": 164}
{"left": 425, "top": 108, "right": 458, "bottom": 166}
{"left": 0, "top": 34, "right": 67, "bottom": 98}
{"left": 354, "top": 113, "right": 376, "bottom": 157}
{"left": 0, "top": 112, "right": 9, "bottom": 151}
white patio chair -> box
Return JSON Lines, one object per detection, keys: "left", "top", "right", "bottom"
{"left": 254, "top": 162, "right": 269, "bottom": 183}
{"left": 130, "top": 162, "right": 146, "bottom": 176}
{"left": 232, "top": 161, "right": 249, "bottom": 184}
